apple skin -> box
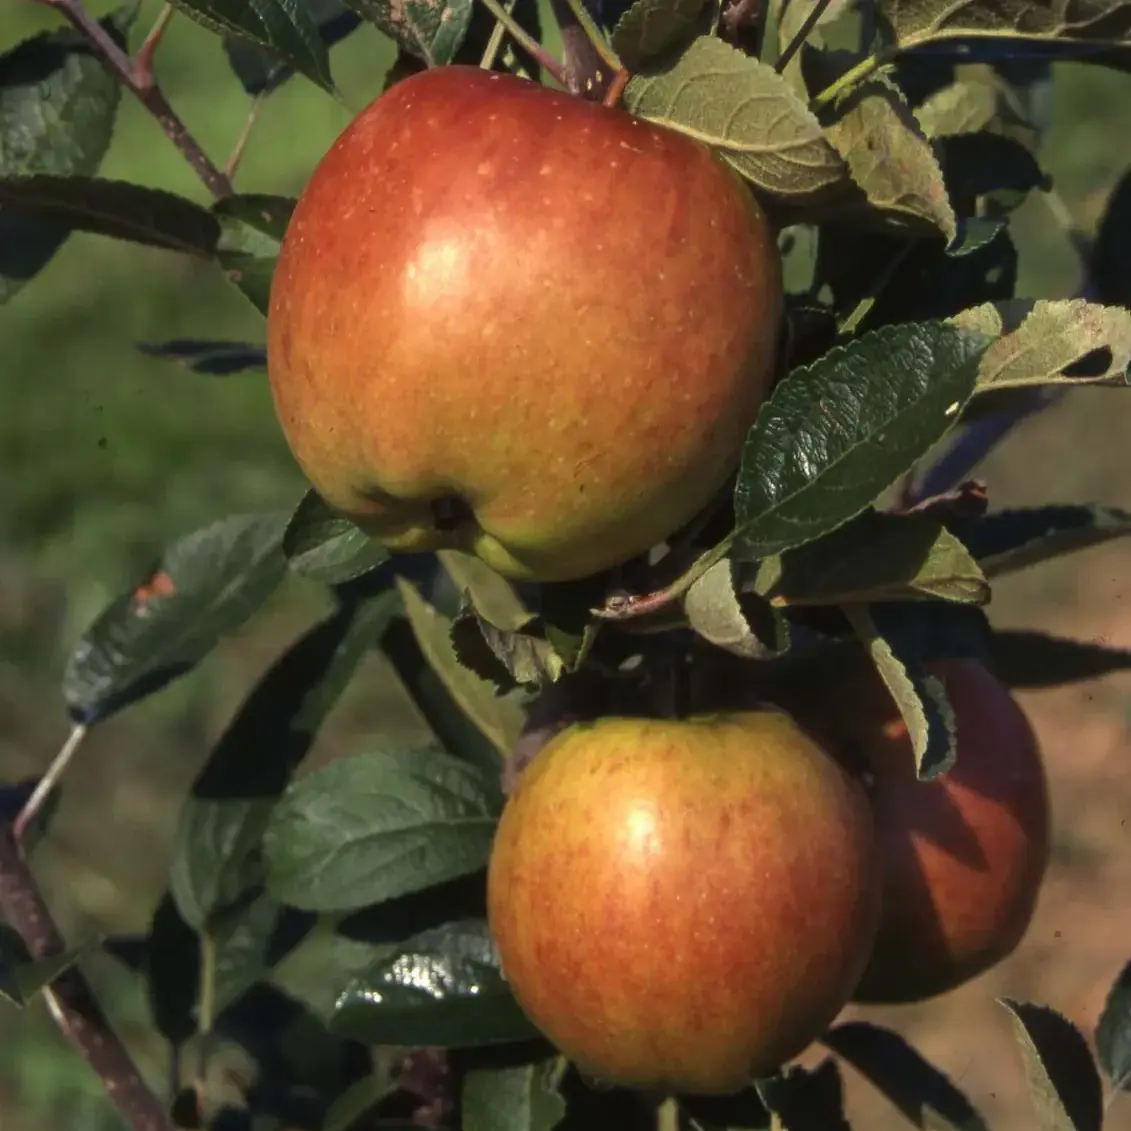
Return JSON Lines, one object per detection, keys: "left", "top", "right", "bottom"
{"left": 789, "top": 658, "right": 1051, "bottom": 1005}
{"left": 266, "top": 65, "right": 783, "bottom": 582}
{"left": 486, "top": 711, "right": 881, "bottom": 1095}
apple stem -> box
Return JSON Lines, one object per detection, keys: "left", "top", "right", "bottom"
{"left": 602, "top": 67, "right": 630, "bottom": 109}
{"left": 656, "top": 1096, "right": 680, "bottom": 1131}
{"left": 477, "top": 0, "right": 572, "bottom": 88}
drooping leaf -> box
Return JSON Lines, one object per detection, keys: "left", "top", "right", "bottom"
{"left": 611, "top": 0, "right": 708, "bottom": 70}
{"left": 754, "top": 508, "right": 989, "bottom": 606}
{"left": 755, "top": 1059, "right": 851, "bottom": 1131}
{"left": 168, "top": 0, "right": 337, "bottom": 92}
{"left": 820, "top": 75, "right": 957, "bottom": 240}
{"left": 62, "top": 512, "right": 290, "bottom": 725}
{"left": 282, "top": 489, "right": 391, "bottom": 585}
{"left": 0, "top": 175, "right": 221, "bottom": 255}
{"left": 950, "top": 299, "right": 1131, "bottom": 390}
{"left": 331, "top": 919, "right": 538, "bottom": 1047}
{"left": 936, "top": 130, "right": 1049, "bottom": 214}
{"left": 990, "top": 630, "right": 1131, "bottom": 689}
{"left": 1096, "top": 960, "right": 1131, "bottom": 1091}
{"left": 0, "top": 925, "right": 87, "bottom": 1007}
{"left": 212, "top": 194, "right": 296, "bottom": 315}
{"left": 733, "top": 321, "right": 988, "bottom": 560}
{"left": 1093, "top": 167, "right": 1131, "bottom": 310}
{"left": 225, "top": 0, "right": 362, "bottom": 96}
{"left": 322, "top": 1072, "right": 397, "bottom": 1131}
{"left": 136, "top": 339, "right": 267, "bottom": 376}
{"left": 842, "top": 602, "right": 959, "bottom": 780}
{"left": 683, "top": 558, "right": 791, "bottom": 659}
{"left": 169, "top": 591, "right": 398, "bottom": 931}
{"left": 624, "top": 35, "right": 847, "bottom": 203}
{"left": 1000, "top": 999, "right": 1103, "bottom": 1131}
{"left": 264, "top": 747, "right": 502, "bottom": 912}
{"left": 461, "top": 1056, "right": 566, "bottom": 1131}
{"left": 337, "top": 0, "right": 474, "bottom": 66}
{"left": 0, "top": 7, "right": 133, "bottom": 301}
{"left": 823, "top": 1021, "right": 989, "bottom": 1131}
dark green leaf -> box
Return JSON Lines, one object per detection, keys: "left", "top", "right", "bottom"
{"left": 331, "top": 919, "right": 538, "bottom": 1047}
{"left": 951, "top": 505, "right": 1131, "bottom": 579}
{"left": 339, "top": 0, "right": 474, "bottom": 66}
{"left": 755, "top": 1060, "right": 850, "bottom": 1131}
{"left": 0, "top": 925, "right": 86, "bottom": 1007}
{"left": 282, "top": 489, "right": 390, "bottom": 585}
{"left": 0, "top": 7, "right": 133, "bottom": 301}
{"left": 0, "top": 174, "right": 220, "bottom": 255}
{"left": 823, "top": 1021, "right": 989, "bottom": 1131}
{"left": 225, "top": 0, "right": 361, "bottom": 96}
{"left": 461, "top": 1057, "right": 566, "bottom": 1131}
{"left": 213, "top": 194, "right": 296, "bottom": 315}
{"left": 62, "top": 512, "right": 290, "bottom": 725}
{"left": 169, "top": 0, "right": 336, "bottom": 92}
{"left": 145, "top": 893, "right": 201, "bottom": 1045}
{"left": 989, "top": 630, "right": 1131, "bottom": 689}
{"left": 734, "top": 322, "right": 988, "bottom": 559}
{"left": 1095, "top": 960, "right": 1131, "bottom": 1090}
{"left": 611, "top": 0, "right": 708, "bottom": 71}
{"left": 1000, "top": 998, "right": 1103, "bottom": 1131}
{"left": 1094, "top": 166, "right": 1131, "bottom": 310}
{"left": 264, "top": 746, "right": 502, "bottom": 912}
{"left": 170, "top": 591, "right": 398, "bottom": 930}
{"left": 137, "top": 339, "right": 267, "bottom": 376}
{"left": 938, "top": 130, "right": 1049, "bottom": 214}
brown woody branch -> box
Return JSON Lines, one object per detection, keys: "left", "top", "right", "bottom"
{"left": 0, "top": 828, "right": 175, "bottom": 1131}
{"left": 30, "top": 0, "right": 234, "bottom": 199}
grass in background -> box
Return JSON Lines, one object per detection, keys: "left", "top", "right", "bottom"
{"left": 2, "top": 5, "right": 1131, "bottom": 1127}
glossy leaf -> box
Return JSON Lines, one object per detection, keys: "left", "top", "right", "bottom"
{"left": 212, "top": 194, "right": 296, "bottom": 315}
{"left": 62, "top": 512, "right": 289, "bottom": 724}
{"left": 282, "top": 489, "right": 390, "bottom": 585}
{"left": 331, "top": 919, "right": 538, "bottom": 1047}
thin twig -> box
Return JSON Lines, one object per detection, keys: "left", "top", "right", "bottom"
{"left": 30, "top": 0, "right": 233, "bottom": 199}
{"left": 135, "top": 2, "right": 174, "bottom": 78}
{"left": 0, "top": 828, "right": 175, "bottom": 1131}
{"left": 602, "top": 67, "right": 629, "bottom": 108}
{"left": 776, "top": 0, "right": 833, "bottom": 73}
{"left": 12, "top": 724, "right": 87, "bottom": 845}
{"left": 225, "top": 95, "right": 265, "bottom": 181}
{"left": 477, "top": 0, "right": 571, "bottom": 87}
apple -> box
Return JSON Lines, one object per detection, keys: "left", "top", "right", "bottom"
{"left": 788, "top": 658, "right": 1051, "bottom": 1004}
{"left": 266, "top": 65, "right": 783, "bottom": 582}
{"left": 486, "top": 710, "right": 881, "bottom": 1095}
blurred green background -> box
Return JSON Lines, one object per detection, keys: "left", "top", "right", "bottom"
{"left": 2, "top": 2, "right": 1131, "bottom": 1128}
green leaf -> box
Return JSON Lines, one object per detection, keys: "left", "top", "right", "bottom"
{"left": 734, "top": 322, "right": 988, "bottom": 560}
{"left": 623, "top": 35, "right": 846, "bottom": 203}
{"left": 461, "top": 1057, "right": 566, "bottom": 1131}
{"left": 611, "top": 0, "right": 708, "bottom": 71}
{"left": 823, "top": 1021, "right": 989, "bottom": 1131}
{"left": 145, "top": 893, "right": 201, "bottom": 1045}
{"left": 213, "top": 193, "right": 296, "bottom": 315}
{"left": 683, "top": 558, "right": 790, "bottom": 659}
{"left": 395, "top": 577, "right": 524, "bottom": 758}
{"left": 225, "top": 0, "right": 361, "bottom": 96}
{"left": 264, "top": 747, "right": 502, "bottom": 912}
{"left": 338, "top": 0, "right": 474, "bottom": 66}
{"left": 755, "top": 509, "right": 989, "bottom": 606}
{"left": 990, "top": 630, "right": 1131, "bottom": 689}
{"left": 0, "top": 926, "right": 87, "bottom": 1007}
{"left": 170, "top": 591, "right": 398, "bottom": 930}
{"left": 0, "top": 6, "right": 133, "bottom": 302}
{"left": 1094, "top": 167, "right": 1131, "bottom": 310}
{"left": 62, "top": 512, "right": 289, "bottom": 725}
{"left": 168, "top": 0, "right": 337, "bottom": 93}
{"left": 937, "top": 131, "right": 1049, "bottom": 214}
{"left": 950, "top": 299, "right": 1131, "bottom": 391}
{"left": 1000, "top": 998, "right": 1103, "bottom": 1131}
{"left": 283, "top": 489, "right": 390, "bottom": 585}
{"left": 323, "top": 1072, "right": 397, "bottom": 1131}
{"left": 0, "top": 174, "right": 221, "bottom": 255}
{"left": 137, "top": 338, "right": 267, "bottom": 376}
{"left": 951, "top": 505, "right": 1131, "bottom": 579}
{"left": 842, "top": 603, "right": 959, "bottom": 780}
{"left": 331, "top": 919, "right": 538, "bottom": 1047}
{"left": 1096, "top": 960, "right": 1131, "bottom": 1091}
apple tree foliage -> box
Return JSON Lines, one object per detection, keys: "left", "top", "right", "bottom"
{"left": 3, "top": 0, "right": 1131, "bottom": 1127}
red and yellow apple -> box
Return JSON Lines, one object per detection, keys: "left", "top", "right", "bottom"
{"left": 487, "top": 710, "right": 881, "bottom": 1094}
{"left": 266, "top": 65, "right": 783, "bottom": 582}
